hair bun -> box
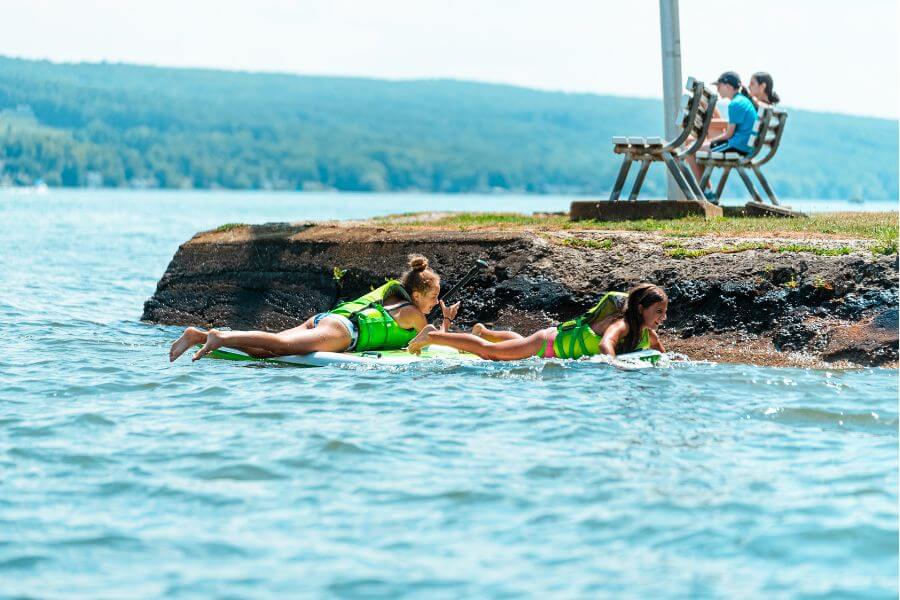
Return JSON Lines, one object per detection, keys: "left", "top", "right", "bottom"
{"left": 407, "top": 254, "right": 429, "bottom": 272}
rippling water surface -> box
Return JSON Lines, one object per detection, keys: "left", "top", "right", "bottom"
{"left": 1, "top": 191, "right": 897, "bottom": 598}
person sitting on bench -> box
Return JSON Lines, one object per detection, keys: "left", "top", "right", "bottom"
{"left": 685, "top": 71, "right": 758, "bottom": 200}
{"left": 706, "top": 71, "right": 779, "bottom": 138}
{"left": 749, "top": 71, "right": 781, "bottom": 109}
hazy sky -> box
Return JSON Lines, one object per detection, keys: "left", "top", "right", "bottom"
{"left": 3, "top": 0, "right": 897, "bottom": 118}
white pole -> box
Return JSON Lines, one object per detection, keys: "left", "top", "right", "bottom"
{"left": 659, "top": 0, "right": 684, "bottom": 200}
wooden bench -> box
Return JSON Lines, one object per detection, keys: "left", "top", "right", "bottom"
{"left": 695, "top": 107, "right": 788, "bottom": 205}
{"left": 609, "top": 77, "right": 717, "bottom": 201}
{"left": 746, "top": 108, "right": 788, "bottom": 205}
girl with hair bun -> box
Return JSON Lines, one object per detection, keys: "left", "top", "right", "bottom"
{"left": 407, "top": 284, "right": 667, "bottom": 360}
{"left": 170, "top": 254, "right": 458, "bottom": 362}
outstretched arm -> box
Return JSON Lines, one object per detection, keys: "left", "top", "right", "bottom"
{"left": 648, "top": 329, "right": 665, "bottom": 352}
{"left": 408, "top": 326, "right": 545, "bottom": 361}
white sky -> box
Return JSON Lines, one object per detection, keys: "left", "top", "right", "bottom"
{"left": 2, "top": 0, "right": 897, "bottom": 118}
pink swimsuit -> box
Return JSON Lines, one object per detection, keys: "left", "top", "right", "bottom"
{"left": 537, "top": 327, "right": 558, "bottom": 359}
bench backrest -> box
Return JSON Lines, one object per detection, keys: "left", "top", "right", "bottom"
{"left": 670, "top": 78, "right": 717, "bottom": 155}
{"left": 738, "top": 106, "right": 776, "bottom": 162}
{"left": 752, "top": 108, "right": 788, "bottom": 166}
{"left": 665, "top": 78, "right": 714, "bottom": 150}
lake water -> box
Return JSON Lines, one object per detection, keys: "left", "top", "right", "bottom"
{"left": 1, "top": 190, "right": 897, "bottom": 598}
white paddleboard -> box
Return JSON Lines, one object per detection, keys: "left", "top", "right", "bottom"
{"left": 207, "top": 345, "right": 662, "bottom": 369}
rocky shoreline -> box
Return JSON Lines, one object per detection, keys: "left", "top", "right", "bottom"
{"left": 143, "top": 221, "right": 898, "bottom": 367}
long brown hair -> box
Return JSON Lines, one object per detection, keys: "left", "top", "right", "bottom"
{"left": 751, "top": 71, "right": 780, "bottom": 105}
{"left": 739, "top": 84, "right": 758, "bottom": 109}
{"left": 400, "top": 254, "right": 438, "bottom": 297}
{"left": 620, "top": 283, "right": 667, "bottom": 352}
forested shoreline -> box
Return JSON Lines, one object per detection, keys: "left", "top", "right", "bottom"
{"left": 1, "top": 56, "right": 897, "bottom": 199}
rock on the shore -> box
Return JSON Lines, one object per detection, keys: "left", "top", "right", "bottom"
{"left": 143, "top": 223, "right": 899, "bottom": 367}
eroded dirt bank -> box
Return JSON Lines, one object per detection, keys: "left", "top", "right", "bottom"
{"left": 142, "top": 222, "right": 898, "bottom": 367}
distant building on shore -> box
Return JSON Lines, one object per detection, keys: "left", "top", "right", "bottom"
{"left": 0, "top": 104, "right": 36, "bottom": 122}
{"left": 86, "top": 171, "right": 104, "bottom": 188}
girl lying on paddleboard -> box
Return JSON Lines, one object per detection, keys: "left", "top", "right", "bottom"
{"left": 170, "top": 255, "right": 460, "bottom": 362}
{"left": 407, "top": 283, "right": 667, "bottom": 360}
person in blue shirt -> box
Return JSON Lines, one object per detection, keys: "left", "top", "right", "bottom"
{"left": 686, "top": 71, "right": 759, "bottom": 201}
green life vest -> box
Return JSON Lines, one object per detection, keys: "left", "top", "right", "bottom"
{"left": 549, "top": 291, "right": 651, "bottom": 359}
{"left": 328, "top": 280, "right": 419, "bottom": 351}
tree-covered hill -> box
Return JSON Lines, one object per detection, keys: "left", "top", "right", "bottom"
{"left": 0, "top": 56, "right": 896, "bottom": 199}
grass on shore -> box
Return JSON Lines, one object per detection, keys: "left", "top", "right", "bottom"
{"left": 372, "top": 211, "right": 898, "bottom": 253}
{"left": 214, "top": 222, "right": 246, "bottom": 232}
{"left": 663, "top": 242, "right": 855, "bottom": 259}
{"left": 559, "top": 237, "right": 613, "bottom": 250}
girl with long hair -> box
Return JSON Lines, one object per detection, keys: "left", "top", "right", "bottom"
{"left": 407, "top": 284, "right": 667, "bottom": 360}
{"left": 749, "top": 71, "right": 780, "bottom": 108}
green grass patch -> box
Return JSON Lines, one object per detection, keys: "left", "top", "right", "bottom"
{"left": 373, "top": 211, "right": 898, "bottom": 243}
{"left": 665, "top": 241, "right": 857, "bottom": 259}
{"left": 214, "top": 223, "right": 246, "bottom": 232}
{"left": 870, "top": 240, "right": 898, "bottom": 255}
{"left": 665, "top": 242, "right": 769, "bottom": 259}
{"left": 373, "top": 212, "right": 544, "bottom": 229}
{"left": 559, "top": 237, "right": 612, "bottom": 250}
{"left": 666, "top": 246, "right": 705, "bottom": 259}
{"left": 776, "top": 244, "right": 852, "bottom": 256}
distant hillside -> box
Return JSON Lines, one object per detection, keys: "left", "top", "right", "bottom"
{"left": 0, "top": 56, "right": 896, "bottom": 199}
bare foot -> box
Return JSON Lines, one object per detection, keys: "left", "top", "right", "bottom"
{"left": 407, "top": 324, "right": 437, "bottom": 355}
{"left": 472, "top": 323, "right": 487, "bottom": 338}
{"left": 192, "top": 329, "right": 225, "bottom": 362}
{"left": 170, "top": 327, "right": 207, "bottom": 362}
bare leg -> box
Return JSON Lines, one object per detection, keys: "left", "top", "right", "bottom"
{"left": 685, "top": 154, "right": 704, "bottom": 187}
{"left": 192, "top": 320, "right": 351, "bottom": 361}
{"left": 472, "top": 323, "right": 524, "bottom": 342}
{"left": 409, "top": 325, "right": 546, "bottom": 361}
{"left": 170, "top": 322, "right": 316, "bottom": 362}
{"left": 170, "top": 327, "right": 207, "bottom": 362}
{"left": 231, "top": 318, "right": 322, "bottom": 358}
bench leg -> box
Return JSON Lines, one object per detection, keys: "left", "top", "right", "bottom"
{"left": 699, "top": 165, "right": 714, "bottom": 190}
{"left": 662, "top": 153, "right": 697, "bottom": 200}
{"left": 714, "top": 167, "right": 731, "bottom": 202}
{"left": 752, "top": 165, "right": 780, "bottom": 206}
{"left": 609, "top": 156, "right": 633, "bottom": 201}
{"left": 678, "top": 160, "right": 705, "bottom": 199}
{"left": 737, "top": 167, "right": 763, "bottom": 203}
{"left": 628, "top": 159, "right": 652, "bottom": 201}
